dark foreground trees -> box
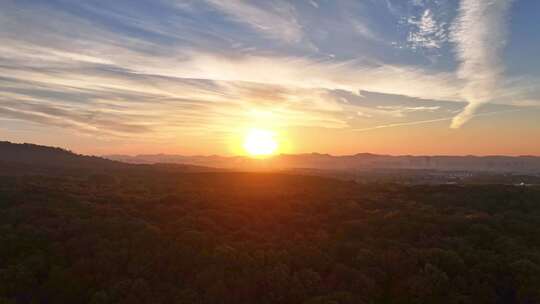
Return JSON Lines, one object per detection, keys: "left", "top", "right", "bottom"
{"left": 1, "top": 169, "right": 540, "bottom": 303}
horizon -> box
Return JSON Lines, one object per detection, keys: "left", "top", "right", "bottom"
{"left": 1, "top": 1, "right": 540, "bottom": 156}
{"left": 4, "top": 140, "right": 540, "bottom": 159}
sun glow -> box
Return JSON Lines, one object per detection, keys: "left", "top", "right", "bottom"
{"left": 243, "top": 129, "right": 278, "bottom": 156}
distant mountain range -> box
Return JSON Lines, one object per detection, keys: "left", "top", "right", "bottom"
{"left": 106, "top": 152, "right": 540, "bottom": 173}
{"left": 1, "top": 141, "right": 539, "bottom": 174}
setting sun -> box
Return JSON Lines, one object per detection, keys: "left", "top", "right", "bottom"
{"left": 243, "top": 129, "right": 278, "bottom": 156}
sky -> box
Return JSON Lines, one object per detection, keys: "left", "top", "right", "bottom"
{"left": 1, "top": 0, "right": 539, "bottom": 156}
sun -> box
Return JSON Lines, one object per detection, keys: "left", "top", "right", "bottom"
{"left": 243, "top": 128, "right": 278, "bottom": 157}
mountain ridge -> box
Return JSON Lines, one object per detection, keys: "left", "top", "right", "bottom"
{"left": 105, "top": 152, "right": 540, "bottom": 173}
{"left": 2, "top": 140, "right": 539, "bottom": 173}
{"left": 0, "top": 141, "right": 220, "bottom": 174}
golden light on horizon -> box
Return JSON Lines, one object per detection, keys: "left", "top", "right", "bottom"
{"left": 243, "top": 128, "right": 278, "bottom": 157}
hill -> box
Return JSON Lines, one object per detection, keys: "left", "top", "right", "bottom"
{"left": 0, "top": 141, "right": 120, "bottom": 168}
{"left": 0, "top": 141, "right": 220, "bottom": 175}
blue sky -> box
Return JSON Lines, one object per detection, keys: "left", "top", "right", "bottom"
{"left": 0, "top": 0, "right": 539, "bottom": 155}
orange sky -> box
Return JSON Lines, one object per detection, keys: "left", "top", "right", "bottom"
{"left": 3, "top": 107, "right": 539, "bottom": 156}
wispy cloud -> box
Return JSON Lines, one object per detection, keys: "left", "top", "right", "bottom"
{"left": 204, "top": 0, "right": 304, "bottom": 44}
{"left": 164, "top": 52, "right": 463, "bottom": 102}
{"left": 354, "top": 109, "right": 520, "bottom": 132}
{"left": 351, "top": 19, "right": 381, "bottom": 42}
{"left": 407, "top": 8, "right": 448, "bottom": 50}
{"left": 377, "top": 105, "right": 441, "bottom": 112}
{"left": 450, "top": 0, "right": 514, "bottom": 128}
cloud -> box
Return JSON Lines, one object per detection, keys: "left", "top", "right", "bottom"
{"left": 351, "top": 19, "right": 381, "bottom": 42}
{"left": 161, "top": 52, "right": 463, "bottom": 102}
{"left": 0, "top": 88, "right": 154, "bottom": 136}
{"left": 354, "top": 109, "right": 520, "bottom": 132}
{"left": 0, "top": 61, "right": 353, "bottom": 137}
{"left": 450, "top": 0, "right": 514, "bottom": 128}
{"left": 376, "top": 105, "right": 441, "bottom": 112}
{"left": 349, "top": 105, "right": 442, "bottom": 119}
{"left": 0, "top": 104, "right": 148, "bottom": 137}
{"left": 204, "top": 0, "right": 304, "bottom": 44}
{"left": 407, "top": 8, "right": 448, "bottom": 50}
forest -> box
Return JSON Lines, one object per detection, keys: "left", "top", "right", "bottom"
{"left": 1, "top": 142, "right": 540, "bottom": 304}
{"left": 2, "top": 158, "right": 540, "bottom": 304}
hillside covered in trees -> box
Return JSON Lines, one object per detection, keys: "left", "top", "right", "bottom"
{"left": 1, "top": 143, "right": 540, "bottom": 303}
